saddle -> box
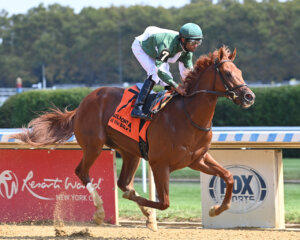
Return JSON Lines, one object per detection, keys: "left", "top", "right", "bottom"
{"left": 108, "top": 84, "right": 175, "bottom": 159}
{"left": 135, "top": 83, "right": 174, "bottom": 118}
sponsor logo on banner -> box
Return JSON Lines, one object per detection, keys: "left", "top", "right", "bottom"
{"left": 0, "top": 170, "right": 18, "bottom": 199}
{"left": 208, "top": 165, "right": 267, "bottom": 214}
{"left": 0, "top": 170, "right": 102, "bottom": 201}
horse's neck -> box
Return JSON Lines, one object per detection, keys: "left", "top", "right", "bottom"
{"left": 185, "top": 69, "right": 218, "bottom": 128}
{"left": 192, "top": 66, "right": 216, "bottom": 91}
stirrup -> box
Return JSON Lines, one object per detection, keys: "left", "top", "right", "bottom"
{"left": 131, "top": 108, "right": 152, "bottom": 120}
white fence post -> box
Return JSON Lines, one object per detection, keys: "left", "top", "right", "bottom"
{"left": 142, "top": 158, "right": 147, "bottom": 193}
{"left": 148, "top": 163, "right": 157, "bottom": 227}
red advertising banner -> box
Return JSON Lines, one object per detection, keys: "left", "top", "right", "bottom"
{"left": 0, "top": 149, "right": 117, "bottom": 224}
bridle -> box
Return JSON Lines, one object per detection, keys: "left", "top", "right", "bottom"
{"left": 213, "top": 59, "right": 247, "bottom": 100}
{"left": 182, "top": 58, "right": 247, "bottom": 131}
{"left": 185, "top": 58, "right": 247, "bottom": 98}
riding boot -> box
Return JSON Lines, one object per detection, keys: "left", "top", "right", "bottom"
{"left": 131, "top": 77, "right": 155, "bottom": 120}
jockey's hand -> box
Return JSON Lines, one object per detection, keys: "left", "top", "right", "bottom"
{"left": 175, "top": 84, "right": 186, "bottom": 96}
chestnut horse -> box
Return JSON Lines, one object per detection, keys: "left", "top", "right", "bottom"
{"left": 11, "top": 46, "right": 255, "bottom": 231}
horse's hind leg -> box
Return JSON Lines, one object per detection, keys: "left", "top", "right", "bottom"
{"left": 189, "top": 152, "right": 234, "bottom": 216}
{"left": 117, "top": 150, "right": 157, "bottom": 231}
{"left": 75, "top": 142, "right": 105, "bottom": 224}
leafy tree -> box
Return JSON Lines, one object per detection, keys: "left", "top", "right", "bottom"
{"left": 0, "top": 1, "right": 299, "bottom": 87}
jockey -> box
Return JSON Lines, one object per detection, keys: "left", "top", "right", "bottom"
{"left": 131, "top": 23, "right": 203, "bottom": 120}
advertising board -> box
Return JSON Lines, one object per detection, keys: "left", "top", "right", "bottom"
{"left": 201, "top": 149, "right": 284, "bottom": 228}
{"left": 0, "top": 149, "right": 118, "bottom": 224}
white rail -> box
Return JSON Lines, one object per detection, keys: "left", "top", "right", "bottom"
{"left": 1, "top": 127, "right": 300, "bottom": 149}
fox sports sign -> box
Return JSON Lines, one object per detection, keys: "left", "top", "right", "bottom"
{"left": 208, "top": 165, "right": 267, "bottom": 214}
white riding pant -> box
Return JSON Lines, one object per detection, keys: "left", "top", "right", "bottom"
{"left": 132, "top": 39, "right": 170, "bottom": 86}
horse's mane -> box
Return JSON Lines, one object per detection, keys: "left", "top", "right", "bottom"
{"left": 184, "top": 45, "right": 233, "bottom": 93}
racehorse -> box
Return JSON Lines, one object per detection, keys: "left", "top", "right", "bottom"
{"left": 11, "top": 46, "right": 255, "bottom": 231}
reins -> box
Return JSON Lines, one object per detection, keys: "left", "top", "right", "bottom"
{"left": 184, "top": 89, "right": 228, "bottom": 97}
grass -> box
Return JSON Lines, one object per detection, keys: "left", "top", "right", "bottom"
{"left": 283, "top": 158, "right": 300, "bottom": 180}
{"left": 118, "top": 182, "right": 299, "bottom": 223}
{"left": 116, "top": 157, "right": 300, "bottom": 180}
{"left": 117, "top": 182, "right": 201, "bottom": 222}
{"left": 116, "top": 158, "right": 300, "bottom": 223}
{"left": 284, "top": 184, "right": 300, "bottom": 223}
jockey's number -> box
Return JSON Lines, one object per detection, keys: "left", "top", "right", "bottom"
{"left": 159, "top": 49, "right": 170, "bottom": 62}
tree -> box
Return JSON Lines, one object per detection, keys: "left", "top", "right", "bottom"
{"left": 0, "top": 1, "right": 300, "bottom": 87}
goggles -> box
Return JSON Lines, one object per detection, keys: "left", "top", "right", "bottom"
{"left": 186, "top": 38, "right": 202, "bottom": 46}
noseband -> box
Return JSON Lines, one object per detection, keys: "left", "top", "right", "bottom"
{"left": 182, "top": 58, "right": 247, "bottom": 131}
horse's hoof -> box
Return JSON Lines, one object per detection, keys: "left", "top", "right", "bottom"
{"left": 146, "top": 219, "right": 158, "bottom": 232}
{"left": 93, "top": 214, "right": 103, "bottom": 225}
{"left": 93, "top": 209, "right": 105, "bottom": 225}
{"left": 209, "top": 205, "right": 219, "bottom": 217}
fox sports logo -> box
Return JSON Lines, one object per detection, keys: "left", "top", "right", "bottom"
{"left": 208, "top": 165, "right": 267, "bottom": 214}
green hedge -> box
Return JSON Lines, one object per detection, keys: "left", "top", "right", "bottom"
{"left": 1, "top": 85, "right": 300, "bottom": 127}
{"left": 0, "top": 88, "right": 92, "bottom": 128}
{"left": 0, "top": 85, "right": 299, "bottom": 157}
{"left": 214, "top": 84, "right": 300, "bottom": 126}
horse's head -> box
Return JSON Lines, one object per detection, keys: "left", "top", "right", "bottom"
{"left": 213, "top": 47, "right": 255, "bottom": 108}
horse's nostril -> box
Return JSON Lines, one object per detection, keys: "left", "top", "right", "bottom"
{"left": 244, "top": 93, "right": 254, "bottom": 102}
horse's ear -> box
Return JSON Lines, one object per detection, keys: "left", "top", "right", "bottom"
{"left": 218, "top": 47, "right": 224, "bottom": 60}
{"left": 229, "top": 48, "right": 237, "bottom": 61}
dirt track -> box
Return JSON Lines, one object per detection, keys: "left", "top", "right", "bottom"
{"left": 1, "top": 222, "right": 299, "bottom": 240}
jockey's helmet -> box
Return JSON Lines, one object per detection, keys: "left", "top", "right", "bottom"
{"left": 179, "top": 23, "right": 203, "bottom": 50}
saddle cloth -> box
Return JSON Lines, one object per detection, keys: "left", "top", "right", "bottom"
{"left": 108, "top": 84, "right": 174, "bottom": 143}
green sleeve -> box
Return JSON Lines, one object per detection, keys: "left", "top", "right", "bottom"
{"left": 155, "top": 59, "right": 178, "bottom": 88}
{"left": 155, "top": 43, "right": 178, "bottom": 88}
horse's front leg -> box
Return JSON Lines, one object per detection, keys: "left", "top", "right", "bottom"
{"left": 117, "top": 151, "right": 157, "bottom": 231}
{"left": 189, "top": 152, "right": 234, "bottom": 217}
{"left": 122, "top": 162, "right": 169, "bottom": 231}
{"left": 125, "top": 162, "right": 170, "bottom": 212}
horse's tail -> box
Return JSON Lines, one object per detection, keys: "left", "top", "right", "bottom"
{"left": 10, "top": 107, "right": 77, "bottom": 147}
